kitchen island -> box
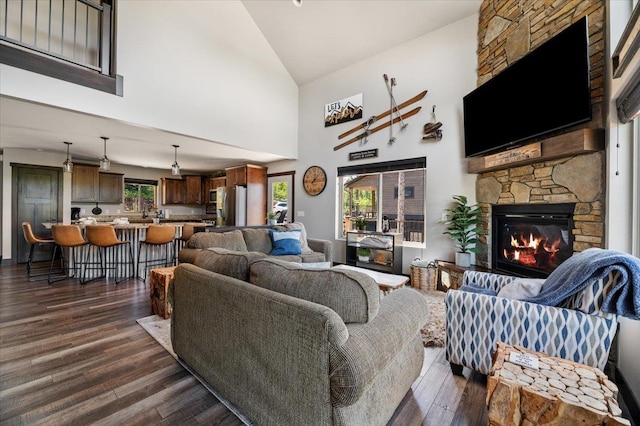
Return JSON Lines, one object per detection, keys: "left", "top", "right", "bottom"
{"left": 49, "top": 222, "right": 199, "bottom": 282}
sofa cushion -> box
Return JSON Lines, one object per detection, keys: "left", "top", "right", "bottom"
{"left": 249, "top": 258, "right": 380, "bottom": 323}
{"left": 194, "top": 248, "right": 266, "bottom": 281}
{"left": 187, "top": 230, "right": 248, "bottom": 252}
{"left": 269, "top": 230, "right": 302, "bottom": 256}
{"left": 241, "top": 228, "right": 272, "bottom": 254}
{"left": 275, "top": 222, "right": 314, "bottom": 255}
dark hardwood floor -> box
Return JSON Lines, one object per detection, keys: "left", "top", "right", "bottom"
{"left": 0, "top": 262, "right": 487, "bottom": 425}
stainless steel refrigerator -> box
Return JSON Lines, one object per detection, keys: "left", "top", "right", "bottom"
{"left": 216, "top": 186, "right": 247, "bottom": 226}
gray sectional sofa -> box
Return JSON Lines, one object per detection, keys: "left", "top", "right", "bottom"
{"left": 178, "top": 222, "right": 333, "bottom": 265}
{"left": 171, "top": 249, "right": 429, "bottom": 426}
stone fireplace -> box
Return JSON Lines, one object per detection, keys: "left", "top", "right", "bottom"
{"left": 473, "top": 1, "right": 607, "bottom": 273}
{"left": 476, "top": 151, "right": 605, "bottom": 272}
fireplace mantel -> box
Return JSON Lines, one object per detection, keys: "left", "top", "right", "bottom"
{"left": 467, "top": 128, "right": 605, "bottom": 174}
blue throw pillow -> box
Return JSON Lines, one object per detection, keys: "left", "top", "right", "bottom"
{"left": 269, "top": 230, "right": 302, "bottom": 256}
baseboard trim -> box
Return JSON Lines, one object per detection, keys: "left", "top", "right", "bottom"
{"left": 616, "top": 366, "right": 639, "bottom": 425}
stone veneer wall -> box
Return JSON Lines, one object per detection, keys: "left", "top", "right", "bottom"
{"left": 475, "top": 152, "right": 605, "bottom": 268}
{"left": 473, "top": 0, "right": 607, "bottom": 268}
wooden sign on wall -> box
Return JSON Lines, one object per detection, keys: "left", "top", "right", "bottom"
{"left": 483, "top": 143, "right": 542, "bottom": 169}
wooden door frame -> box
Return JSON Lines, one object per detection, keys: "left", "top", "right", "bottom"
{"left": 267, "top": 171, "right": 295, "bottom": 223}
{"left": 11, "top": 163, "right": 63, "bottom": 265}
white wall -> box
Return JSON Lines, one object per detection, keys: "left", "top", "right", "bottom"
{"left": 0, "top": 1, "right": 298, "bottom": 158}
{"left": 607, "top": 0, "right": 640, "bottom": 407}
{"left": 268, "top": 14, "right": 479, "bottom": 272}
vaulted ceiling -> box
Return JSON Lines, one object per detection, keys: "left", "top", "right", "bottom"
{"left": 0, "top": 1, "right": 481, "bottom": 172}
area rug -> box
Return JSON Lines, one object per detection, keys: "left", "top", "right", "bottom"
{"left": 137, "top": 315, "right": 253, "bottom": 425}
{"left": 418, "top": 289, "right": 446, "bottom": 348}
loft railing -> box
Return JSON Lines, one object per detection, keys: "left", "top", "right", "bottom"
{"left": 0, "top": 0, "right": 113, "bottom": 75}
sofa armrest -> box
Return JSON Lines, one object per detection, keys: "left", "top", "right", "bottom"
{"left": 330, "top": 288, "right": 428, "bottom": 406}
{"left": 445, "top": 289, "right": 618, "bottom": 375}
{"left": 462, "top": 270, "right": 518, "bottom": 293}
{"left": 307, "top": 238, "right": 333, "bottom": 262}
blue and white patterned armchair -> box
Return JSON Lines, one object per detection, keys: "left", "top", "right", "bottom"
{"left": 445, "top": 270, "right": 620, "bottom": 375}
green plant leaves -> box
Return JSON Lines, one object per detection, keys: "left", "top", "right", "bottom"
{"left": 442, "top": 195, "right": 484, "bottom": 253}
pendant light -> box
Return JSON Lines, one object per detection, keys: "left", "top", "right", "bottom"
{"left": 171, "top": 144, "right": 181, "bottom": 176}
{"left": 63, "top": 141, "right": 73, "bottom": 173}
{"left": 99, "top": 136, "right": 111, "bottom": 171}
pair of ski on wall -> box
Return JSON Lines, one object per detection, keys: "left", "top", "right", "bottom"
{"left": 333, "top": 83, "right": 427, "bottom": 151}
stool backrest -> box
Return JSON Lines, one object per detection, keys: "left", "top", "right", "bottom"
{"left": 145, "top": 225, "right": 176, "bottom": 244}
{"left": 52, "top": 225, "right": 86, "bottom": 246}
{"left": 181, "top": 224, "right": 196, "bottom": 241}
{"left": 22, "top": 222, "right": 42, "bottom": 244}
{"left": 85, "top": 225, "right": 120, "bottom": 246}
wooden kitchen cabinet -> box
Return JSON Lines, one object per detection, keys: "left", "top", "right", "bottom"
{"left": 212, "top": 177, "right": 226, "bottom": 188}
{"left": 162, "top": 178, "right": 186, "bottom": 205}
{"left": 98, "top": 172, "right": 124, "bottom": 204}
{"left": 225, "top": 166, "right": 247, "bottom": 186}
{"left": 72, "top": 164, "right": 99, "bottom": 202}
{"left": 224, "top": 164, "right": 267, "bottom": 225}
{"left": 184, "top": 175, "right": 202, "bottom": 205}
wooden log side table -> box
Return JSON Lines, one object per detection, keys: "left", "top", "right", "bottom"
{"left": 436, "top": 260, "right": 490, "bottom": 291}
{"left": 149, "top": 266, "right": 177, "bottom": 319}
{"left": 487, "top": 342, "right": 629, "bottom": 425}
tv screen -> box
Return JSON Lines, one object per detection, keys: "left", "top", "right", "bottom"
{"left": 463, "top": 16, "right": 591, "bottom": 158}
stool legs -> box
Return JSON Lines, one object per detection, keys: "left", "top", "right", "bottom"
{"left": 48, "top": 245, "right": 85, "bottom": 284}
{"left": 81, "top": 243, "right": 135, "bottom": 284}
{"left": 27, "top": 242, "right": 62, "bottom": 281}
{"left": 137, "top": 241, "right": 175, "bottom": 281}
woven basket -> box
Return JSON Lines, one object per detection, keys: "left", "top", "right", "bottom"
{"left": 410, "top": 259, "right": 437, "bottom": 291}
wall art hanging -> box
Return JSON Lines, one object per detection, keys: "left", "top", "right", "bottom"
{"left": 324, "top": 93, "right": 363, "bottom": 127}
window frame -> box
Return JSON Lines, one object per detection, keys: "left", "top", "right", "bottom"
{"left": 336, "top": 157, "right": 427, "bottom": 248}
{"left": 124, "top": 178, "right": 157, "bottom": 213}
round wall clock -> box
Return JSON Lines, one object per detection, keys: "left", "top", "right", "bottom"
{"left": 302, "top": 166, "right": 327, "bottom": 196}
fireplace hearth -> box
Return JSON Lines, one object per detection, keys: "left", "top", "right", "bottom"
{"left": 492, "top": 204, "right": 575, "bottom": 278}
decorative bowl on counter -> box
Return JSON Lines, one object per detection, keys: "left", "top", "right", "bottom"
{"left": 78, "top": 217, "right": 97, "bottom": 225}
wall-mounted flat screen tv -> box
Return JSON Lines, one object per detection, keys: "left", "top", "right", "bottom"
{"left": 463, "top": 16, "right": 591, "bottom": 158}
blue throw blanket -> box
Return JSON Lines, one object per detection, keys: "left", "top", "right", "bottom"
{"left": 524, "top": 248, "right": 640, "bottom": 319}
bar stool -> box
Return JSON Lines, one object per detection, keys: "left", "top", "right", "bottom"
{"left": 82, "top": 225, "right": 134, "bottom": 284}
{"left": 175, "top": 223, "right": 196, "bottom": 254}
{"left": 22, "top": 222, "right": 60, "bottom": 280}
{"left": 137, "top": 225, "right": 177, "bottom": 281}
{"left": 49, "top": 225, "right": 89, "bottom": 284}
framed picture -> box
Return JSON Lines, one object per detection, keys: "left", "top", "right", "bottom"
{"left": 325, "top": 93, "right": 363, "bottom": 127}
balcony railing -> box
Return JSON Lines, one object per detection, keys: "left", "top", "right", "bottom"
{"left": 1, "top": 0, "right": 114, "bottom": 76}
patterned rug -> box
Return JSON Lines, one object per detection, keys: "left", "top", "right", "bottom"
{"left": 419, "top": 290, "right": 446, "bottom": 347}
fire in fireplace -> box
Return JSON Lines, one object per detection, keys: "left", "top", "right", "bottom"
{"left": 492, "top": 204, "right": 575, "bottom": 278}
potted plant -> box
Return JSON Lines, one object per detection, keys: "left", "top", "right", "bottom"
{"left": 354, "top": 216, "right": 368, "bottom": 231}
{"left": 442, "top": 195, "right": 483, "bottom": 267}
{"left": 357, "top": 248, "right": 371, "bottom": 262}
{"left": 266, "top": 211, "right": 277, "bottom": 225}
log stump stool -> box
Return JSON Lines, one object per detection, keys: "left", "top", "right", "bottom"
{"left": 149, "top": 266, "right": 177, "bottom": 319}
{"left": 487, "top": 342, "right": 629, "bottom": 425}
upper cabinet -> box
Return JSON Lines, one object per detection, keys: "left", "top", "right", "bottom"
{"left": 72, "top": 164, "right": 99, "bottom": 202}
{"left": 98, "top": 172, "right": 124, "bottom": 204}
{"left": 162, "top": 178, "right": 186, "bottom": 205}
{"left": 71, "top": 164, "right": 124, "bottom": 203}
{"left": 225, "top": 166, "right": 247, "bottom": 186}
{"left": 185, "top": 175, "right": 203, "bottom": 205}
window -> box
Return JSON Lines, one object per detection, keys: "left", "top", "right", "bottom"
{"left": 124, "top": 179, "right": 157, "bottom": 213}
{"left": 338, "top": 158, "right": 426, "bottom": 244}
